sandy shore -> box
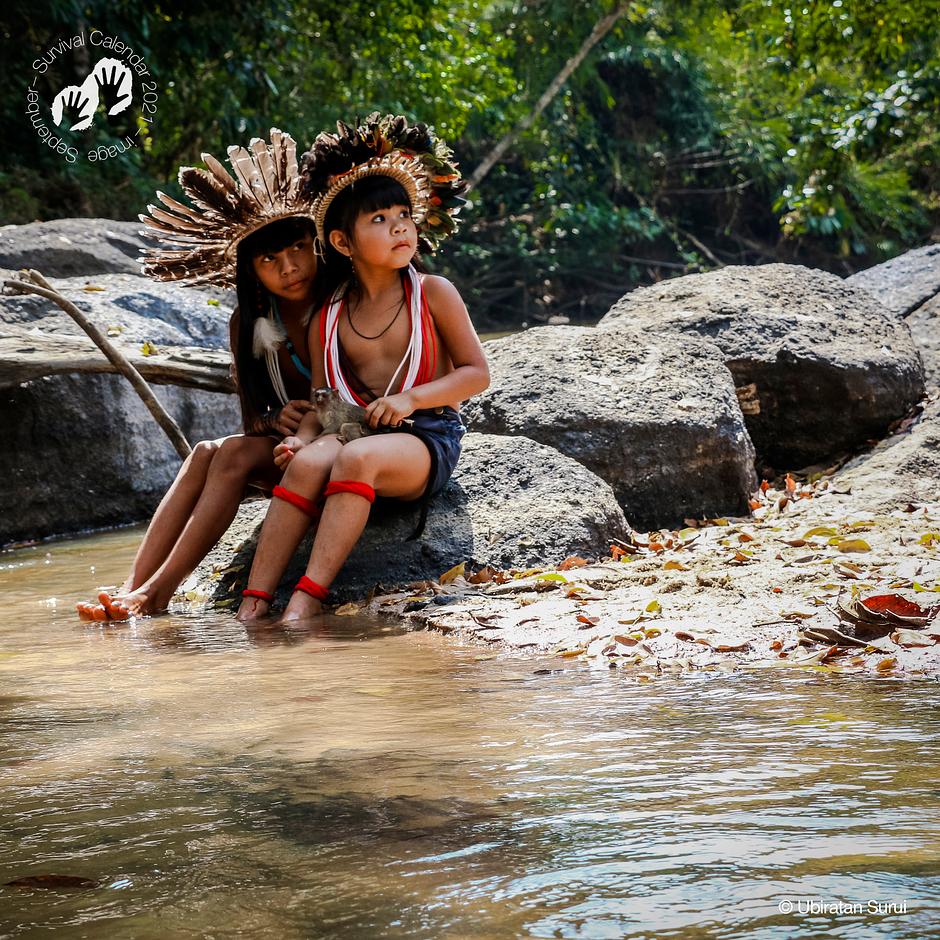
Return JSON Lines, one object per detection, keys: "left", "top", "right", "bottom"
{"left": 362, "top": 417, "right": 940, "bottom": 679}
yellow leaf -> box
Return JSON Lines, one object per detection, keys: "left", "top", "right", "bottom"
{"left": 439, "top": 561, "right": 466, "bottom": 584}
{"left": 538, "top": 573, "right": 568, "bottom": 583}
{"left": 334, "top": 602, "right": 360, "bottom": 616}
{"left": 677, "top": 527, "right": 698, "bottom": 540}
{"left": 82, "top": 284, "right": 106, "bottom": 292}
{"left": 140, "top": 341, "right": 159, "bottom": 356}
{"left": 804, "top": 526, "right": 838, "bottom": 538}
{"left": 663, "top": 560, "right": 689, "bottom": 570}
{"left": 643, "top": 627, "right": 662, "bottom": 638}
{"left": 913, "top": 582, "right": 940, "bottom": 593}
{"left": 207, "top": 298, "right": 220, "bottom": 306}
{"left": 919, "top": 533, "right": 940, "bottom": 547}
{"left": 836, "top": 539, "right": 870, "bottom": 553}
{"left": 559, "top": 647, "right": 586, "bottom": 658}
{"left": 876, "top": 657, "right": 897, "bottom": 673}
{"left": 645, "top": 600, "right": 661, "bottom": 613}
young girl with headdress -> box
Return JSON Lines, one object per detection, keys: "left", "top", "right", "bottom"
{"left": 236, "top": 114, "right": 489, "bottom": 623}
{"left": 77, "top": 130, "right": 320, "bottom": 621}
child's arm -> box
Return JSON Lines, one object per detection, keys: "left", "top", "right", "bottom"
{"left": 273, "top": 311, "right": 328, "bottom": 468}
{"left": 365, "top": 275, "right": 490, "bottom": 428}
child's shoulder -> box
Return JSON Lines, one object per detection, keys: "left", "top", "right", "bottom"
{"left": 420, "top": 274, "right": 462, "bottom": 309}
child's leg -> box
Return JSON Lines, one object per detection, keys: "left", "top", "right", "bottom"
{"left": 126, "top": 440, "right": 222, "bottom": 592}
{"left": 77, "top": 440, "right": 221, "bottom": 621}
{"left": 236, "top": 435, "right": 343, "bottom": 623}
{"left": 94, "top": 435, "right": 281, "bottom": 619}
{"left": 281, "top": 434, "right": 432, "bottom": 622}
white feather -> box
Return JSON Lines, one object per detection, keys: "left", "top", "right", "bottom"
{"left": 252, "top": 316, "right": 286, "bottom": 357}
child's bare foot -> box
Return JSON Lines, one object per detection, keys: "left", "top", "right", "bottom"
{"left": 108, "top": 588, "right": 169, "bottom": 617}
{"left": 236, "top": 596, "right": 272, "bottom": 624}
{"left": 280, "top": 593, "right": 324, "bottom": 622}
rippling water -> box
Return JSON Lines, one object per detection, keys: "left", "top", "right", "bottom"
{"left": 1, "top": 529, "right": 939, "bottom": 938}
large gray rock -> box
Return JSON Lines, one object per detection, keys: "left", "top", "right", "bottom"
{"left": 0, "top": 218, "right": 148, "bottom": 278}
{"left": 906, "top": 293, "right": 940, "bottom": 391}
{"left": 0, "top": 373, "right": 241, "bottom": 544}
{"left": 190, "top": 433, "right": 632, "bottom": 605}
{"left": 846, "top": 243, "right": 940, "bottom": 318}
{"left": 1, "top": 272, "right": 232, "bottom": 348}
{"left": 835, "top": 398, "right": 940, "bottom": 511}
{"left": 461, "top": 325, "right": 757, "bottom": 529}
{"left": 598, "top": 263, "right": 926, "bottom": 469}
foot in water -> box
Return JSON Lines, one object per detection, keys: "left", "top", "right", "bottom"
{"left": 236, "top": 595, "right": 272, "bottom": 624}
{"left": 280, "top": 593, "right": 324, "bottom": 623}
{"left": 76, "top": 591, "right": 132, "bottom": 622}
{"left": 75, "top": 589, "right": 165, "bottom": 622}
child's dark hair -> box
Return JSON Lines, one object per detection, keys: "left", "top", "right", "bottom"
{"left": 314, "top": 175, "right": 424, "bottom": 309}
{"left": 234, "top": 216, "right": 314, "bottom": 432}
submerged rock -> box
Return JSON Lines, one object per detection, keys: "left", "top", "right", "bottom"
{"left": 598, "top": 263, "right": 925, "bottom": 469}
{"left": 0, "top": 218, "right": 148, "bottom": 278}
{"left": 461, "top": 325, "right": 757, "bottom": 529}
{"left": 189, "top": 433, "right": 631, "bottom": 606}
{"left": 845, "top": 243, "right": 940, "bottom": 318}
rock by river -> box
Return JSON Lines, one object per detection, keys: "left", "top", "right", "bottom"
{"left": 186, "top": 433, "right": 632, "bottom": 606}
{"left": 461, "top": 325, "right": 757, "bottom": 530}
{"left": 0, "top": 219, "right": 148, "bottom": 278}
{"left": 597, "top": 263, "right": 925, "bottom": 470}
{"left": 0, "top": 221, "right": 237, "bottom": 544}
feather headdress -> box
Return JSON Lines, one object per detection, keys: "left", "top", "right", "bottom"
{"left": 139, "top": 128, "right": 315, "bottom": 287}
{"left": 301, "top": 113, "right": 468, "bottom": 254}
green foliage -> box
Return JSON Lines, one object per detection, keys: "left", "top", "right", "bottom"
{"left": 1, "top": 0, "right": 937, "bottom": 325}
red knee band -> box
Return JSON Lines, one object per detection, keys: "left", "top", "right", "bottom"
{"left": 242, "top": 589, "right": 273, "bottom": 602}
{"left": 295, "top": 576, "right": 329, "bottom": 601}
{"left": 272, "top": 484, "right": 322, "bottom": 518}
{"left": 323, "top": 479, "right": 376, "bottom": 504}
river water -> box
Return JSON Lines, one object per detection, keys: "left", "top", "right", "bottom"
{"left": 1, "top": 528, "right": 939, "bottom": 938}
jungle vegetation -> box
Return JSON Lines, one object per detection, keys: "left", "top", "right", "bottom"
{"left": 3, "top": 0, "right": 938, "bottom": 326}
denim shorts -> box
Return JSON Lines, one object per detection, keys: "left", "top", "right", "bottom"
{"left": 406, "top": 406, "right": 466, "bottom": 499}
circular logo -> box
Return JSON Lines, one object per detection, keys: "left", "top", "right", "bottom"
{"left": 25, "top": 29, "right": 159, "bottom": 165}
{"left": 778, "top": 899, "right": 793, "bottom": 914}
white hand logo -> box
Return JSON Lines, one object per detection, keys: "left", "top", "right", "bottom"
{"left": 50, "top": 58, "right": 134, "bottom": 131}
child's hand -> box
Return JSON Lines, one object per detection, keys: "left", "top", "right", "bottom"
{"left": 274, "top": 400, "right": 313, "bottom": 435}
{"left": 365, "top": 392, "right": 415, "bottom": 429}
{"left": 274, "top": 436, "right": 303, "bottom": 469}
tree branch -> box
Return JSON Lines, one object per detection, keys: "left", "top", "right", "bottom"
{"left": 468, "top": 2, "right": 632, "bottom": 190}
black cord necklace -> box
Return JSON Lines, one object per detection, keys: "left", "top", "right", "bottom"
{"left": 346, "top": 292, "right": 405, "bottom": 340}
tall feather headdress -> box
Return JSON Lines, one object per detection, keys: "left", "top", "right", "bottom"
{"left": 140, "top": 128, "right": 315, "bottom": 287}
{"left": 301, "top": 113, "right": 468, "bottom": 255}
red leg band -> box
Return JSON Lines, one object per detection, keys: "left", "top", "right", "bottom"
{"left": 242, "top": 589, "right": 273, "bottom": 602}
{"left": 273, "top": 484, "right": 321, "bottom": 518}
{"left": 323, "top": 479, "right": 376, "bottom": 504}
{"left": 295, "top": 576, "right": 329, "bottom": 601}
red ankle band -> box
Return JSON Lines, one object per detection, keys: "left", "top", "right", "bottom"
{"left": 242, "top": 589, "right": 274, "bottom": 602}
{"left": 295, "top": 576, "right": 329, "bottom": 601}
{"left": 323, "top": 479, "right": 376, "bottom": 504}
{"left": 272, "top": 484, "right": 321, "bottom": 518}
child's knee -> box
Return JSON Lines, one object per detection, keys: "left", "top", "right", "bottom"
{"left": 188, "top": 439, "right": 220, "bottom": 472}
{"left": 330, "top": 442, "right": 370, "bottom": 480}
{"left": 284, "top": 441, "right": 335, "bottom": 480}
{"left": 214, "top": 436, "right": 265, "bottom": 477}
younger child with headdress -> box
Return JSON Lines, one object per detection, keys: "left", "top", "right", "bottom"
{"left": 236, "top": 114, "right": 489, "bottom": 623}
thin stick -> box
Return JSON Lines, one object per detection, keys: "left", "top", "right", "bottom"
{"left": 4, "top": 270, "right": 192, "bottom": 459}
{"left": 468, "top": 3, "right": 631, "bottom": 190}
